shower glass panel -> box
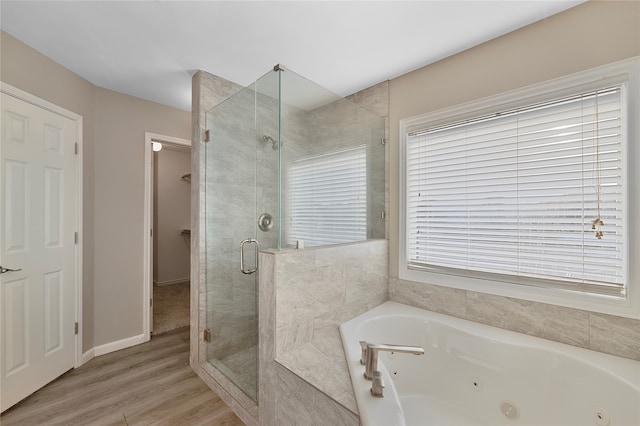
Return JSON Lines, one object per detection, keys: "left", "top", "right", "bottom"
{"left": 203, "top": 66, "right": 385, "bottom": 404}
{"left": 204, "top": 81, "right": 262, "bottom": 403}
{"left": 278, "top": 71, "right": 386, "bottom": 248}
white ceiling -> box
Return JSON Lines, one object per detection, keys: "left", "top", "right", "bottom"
{"left": 1, "top": 1, "right": 585, "bottom": 112}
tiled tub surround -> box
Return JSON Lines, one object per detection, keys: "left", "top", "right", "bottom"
{"left": 261, "top": 252, "right": 639, "bottom": 426}
{"left": 264, "top": 267, "right": 639, "bottom": 425}
{"left": 275, "top": 240, "right": 388, "bottom": 411}
{"left": 274, "top": 363, "right": 359, "bottom": 426}
{"left": 390, "top": 278, "right": 640, "bottom": 361}
{"left": 259, "top": 240, "right": 388, "bottom": 424}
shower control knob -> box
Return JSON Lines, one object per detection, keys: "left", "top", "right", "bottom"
{"left": 258, "top": 213, "right": 274, "bottom": 232}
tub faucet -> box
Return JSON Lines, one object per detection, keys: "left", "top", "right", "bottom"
{"left": 360, "top": 341, "right": 425, "bottom": 380}
{"left": 370, "top": 371, "right": 385, "bottom": 398}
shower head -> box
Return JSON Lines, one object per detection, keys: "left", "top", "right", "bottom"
{"left": 263, "top": 135, "right": 279, "bottom": 150}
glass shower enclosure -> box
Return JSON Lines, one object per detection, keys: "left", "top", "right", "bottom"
{"left": 203, "top": 65, "right": 385, "bottom": 403}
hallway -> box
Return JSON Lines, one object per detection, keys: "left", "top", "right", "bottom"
{"left": 0, "top": 328, "right": 243, "bottom": 426}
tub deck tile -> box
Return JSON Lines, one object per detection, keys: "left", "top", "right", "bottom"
{"left": 276, "top": 328, "right": 358, "bottom": 414}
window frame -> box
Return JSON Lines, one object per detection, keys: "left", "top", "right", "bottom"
{"left": 399, "top": 57, "right": 640, "bottom": 319}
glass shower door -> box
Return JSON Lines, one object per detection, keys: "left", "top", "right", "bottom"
{"left": 203, "top": 68, "right": 281, "bottom": 403}
{"left": 204, "top": 82, "right": 260, "bottom": 402}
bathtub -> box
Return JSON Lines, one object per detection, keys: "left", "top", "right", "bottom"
{"left": 340, "top": 301, "right": 639, "bottom": 426}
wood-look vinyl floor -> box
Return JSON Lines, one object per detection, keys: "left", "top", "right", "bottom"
{"left": 0, "top": 327, "right": 244, "bottom": 426}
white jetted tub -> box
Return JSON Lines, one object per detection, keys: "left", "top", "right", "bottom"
{"left": 340, "top": 301, "right": 639, "bottom": 426}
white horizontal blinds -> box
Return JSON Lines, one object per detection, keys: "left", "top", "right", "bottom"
{"left": 289, "top": 145, "right": 367, "bottom": 247}
{"left": 407, "top": 86, "right": 624, "bottom": 295}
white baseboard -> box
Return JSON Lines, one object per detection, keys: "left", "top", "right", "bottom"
{"left": 81, "top": 348, "right": 95, "bottom": 366}
{"left": 93, "top": 333, "right": 147, "bottom": 357}
{"left": 154, "top": 277, "right": 189, "bottom": 287}
{"left": 78, "top": 333, "right": 147, "bottom": 367}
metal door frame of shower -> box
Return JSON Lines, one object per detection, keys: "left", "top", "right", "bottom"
{"left": 142, "top": 132, "right": 191, "bottom": 342}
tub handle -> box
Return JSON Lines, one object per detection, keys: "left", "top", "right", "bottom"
{"left": 371, "top": 371, "right": 385, "bottom": 398}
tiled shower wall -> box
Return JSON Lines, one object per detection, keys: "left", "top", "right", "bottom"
{"left": 278, "top": 85, "right": 387, "bottom": 247}
{"left": 283, "top": 96, "right": 386, "bottom": 244}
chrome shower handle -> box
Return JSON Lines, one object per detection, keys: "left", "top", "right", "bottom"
{"left": 240, "top": 238, "right": 258, "bottom": 275}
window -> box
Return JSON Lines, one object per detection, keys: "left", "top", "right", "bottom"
{"left": 288, "top": 145, "right": 367, "bottom": 247}
{"left": 400, "top": 59, "right": 640, "bottom": 318}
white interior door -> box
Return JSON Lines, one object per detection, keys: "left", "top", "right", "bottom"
{"left": 1, "top": 91, "right": 78, "bottom": 412}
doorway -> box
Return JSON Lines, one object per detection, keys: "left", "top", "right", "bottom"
{"left": 143, "top": 133, "right": 190, "bottom": 340}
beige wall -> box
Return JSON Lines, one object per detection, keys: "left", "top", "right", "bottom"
{"left": 92, "top": 88, "right": 190, "bottom": 345}
{"left": 1, "top": 30, "right": 191, "bottom": 350}
{"left": 389, "top": 0, "right": 640, "bottom": 276}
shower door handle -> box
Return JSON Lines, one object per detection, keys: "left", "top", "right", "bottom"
{"left": 240, "top": 238, "right": 258, "bottom": 275}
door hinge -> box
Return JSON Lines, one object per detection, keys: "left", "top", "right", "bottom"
{"left": 381, "top": 137, "right": 386, "bottom": 145}
{"left": 74, "top": 232, "right": 79, "bottom": 244}
{"left": 204, "top": 129, "right": 210, "bottom": 142}
{"left": 150, "top": 298, "right": 153, "bottom": 307}
{"left": 203, "top": 329, "right": 211, "bottom": 342}
{"left": 380, "top": 211, "right": 387, "bottom": 220}
{"left": 74, "top": 322, "right": 79, "bottom": 335}
{"left": 150, "top": 228, "right": 153, "bottom": 237}
{"left": 75, "top": 142, "right": 79, "bottom": 155}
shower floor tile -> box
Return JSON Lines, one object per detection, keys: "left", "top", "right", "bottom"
{"left": 210, "top": 345, "right": 258, "bottom": 401}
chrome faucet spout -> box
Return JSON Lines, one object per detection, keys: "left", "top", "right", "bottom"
{"left": 363, "top": 342, "right": 424, "bottom": 380}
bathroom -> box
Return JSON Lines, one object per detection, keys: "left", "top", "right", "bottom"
{"left": 191, "top": 2, "right": 639, "bottom": 424}
{"left": 0, "top": 1, "right": 638, "bottom": 424}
